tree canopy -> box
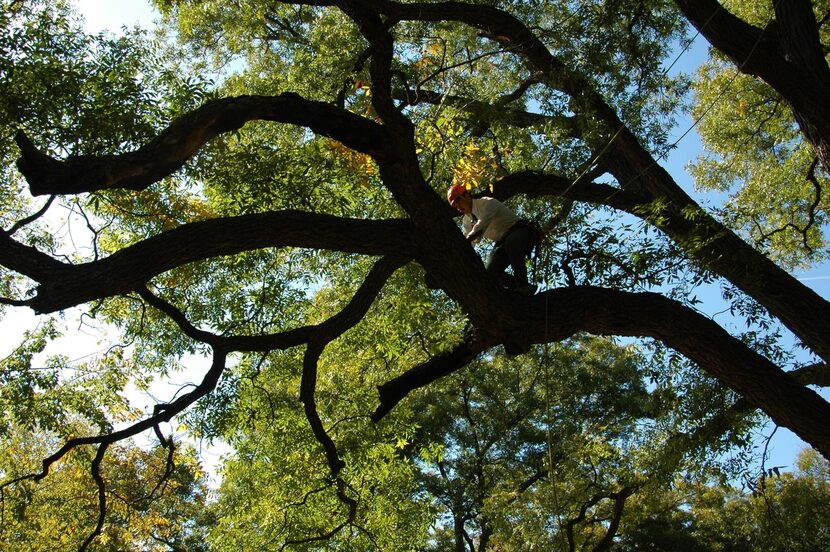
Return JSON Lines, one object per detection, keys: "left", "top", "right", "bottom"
{"left": 2, "top": 0, "right": 830, "bottom": 549}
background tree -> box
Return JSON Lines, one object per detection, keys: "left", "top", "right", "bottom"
{"left": 2, "top": 0, "right": 830, "bottom": 548}
{"left": 0, "top": 420, "right": 211, "bottom": 551}
{"left": 617, "top": 448, "right": 830, "bottom": 551}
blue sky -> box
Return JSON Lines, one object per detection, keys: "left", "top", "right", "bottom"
{"left": 73, "top": 0, "right": 158, "bottom": 33}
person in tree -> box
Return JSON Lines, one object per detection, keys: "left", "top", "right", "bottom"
{"left": 447, "top": 183, "right": 538, "bottom": 295}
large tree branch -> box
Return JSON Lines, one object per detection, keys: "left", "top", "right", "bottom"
{"left": 525, "top": 287, "right": 830, "bottom": 460}
{"left": 16, "top": 93, "right": 390, "bottom": 196}
{"left": 0, "top": 211, "right": 413, "bottom": 313}
{"left": 376, "top": 286, "right": 830, "bottom": 459}
{"left": 366, "top": 0, "right": 830, "bottom": 364}
{"left": 486, "top": 168, "right": 830, "bottom": 369}
{"left": 672, "top": 0, "right": 782, "bottom": 77}
{"left": 141, "top": 256, "right": 406, "bottom": 476}
{"left": 674, "top": 0, "right": 830, "bottom": 174}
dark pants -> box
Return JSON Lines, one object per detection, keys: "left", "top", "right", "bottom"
{"left": 486, "top": 226, "right": 533, "bottom": 289}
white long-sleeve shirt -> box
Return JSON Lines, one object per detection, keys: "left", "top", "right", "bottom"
{"left": 462, "top": 197, "right": 518, "bottom": 244}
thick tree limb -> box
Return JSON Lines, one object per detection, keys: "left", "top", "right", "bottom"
{"left": 523, "top": 287, "right": 830, "bottom": 459}
{"left": 376, "top": 286, "right": 830, "bottom": 459}
{"left": 672, "top": 0, "right": 780, "bottom": 77}
{"left": 336, "top": 1, "right": 410, "bottom": 129}
{"left": 674, "top": 0, "right": 830, "bottom": 174}
{"left": 16, "top": 93, "right": 390, "bottom": 196}
{"left": 0, "top": 211, "right": 413, "bottom": 313}
{"left": 486, "top": 168, "right": 830, "bottom": 369}
{"left": 372, "top": 332, "right": 500, "bottom": 421}
{"left": 365, "top": 0, "right": 830, "bottom": 364}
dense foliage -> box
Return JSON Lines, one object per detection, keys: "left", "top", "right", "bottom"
{"left": 1, "top": 0, "right": 829, "bottom": 549}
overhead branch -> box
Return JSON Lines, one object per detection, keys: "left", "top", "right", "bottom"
{"left": 362, "top": 0, "right": 570, "bottom": 77}
{"left": 485, "top": 170, "right": 647, "bottom": 213}
{"left": 496, "top": 74, "right": 543, "bottom": 105}
{"left": 144, "top": 256, "right": 407, "bottom": 354}
{"left": 522, "top": 286, "right": 830, "bottom": 459}
{"left": 141, "top": 256, "right": 406, "bottom": 477}
{"left": 16, "top": 93, "right": 390, "bottom": 196}
{"left": 0, "top": 211, "right": 414, "bottom": 314}
{"left": 672, "top": 0, "right": 781, "bottom": 77}
{"left": 791, "top": 362, "right": 830, "bottom": 388}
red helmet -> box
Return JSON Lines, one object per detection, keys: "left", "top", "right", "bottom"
{"left": 447, "top": 184, "right": 467, "bottom": 205}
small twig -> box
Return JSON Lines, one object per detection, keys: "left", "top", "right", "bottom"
{"left": 79, "top": 443, "right": 110, "bottom": 551}
{"left": 5, "top": 195, "right": 56, "bottom": 236}
{"left": 757, "top": 157, "right": 821, "bottom": 254}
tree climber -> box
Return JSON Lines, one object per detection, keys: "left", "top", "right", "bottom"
{"left": 447, "top": 183, "right": 538, "bottom": 295}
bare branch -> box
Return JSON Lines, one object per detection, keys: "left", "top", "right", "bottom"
{"left": 79, "top": 443, "right": 109, "bottom": 552}
{"left": 4, "top": 195, "right": 56, "bottom": 235}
